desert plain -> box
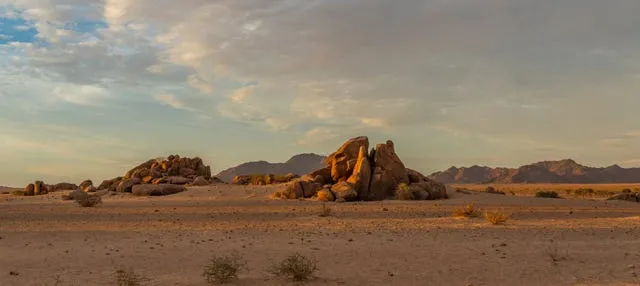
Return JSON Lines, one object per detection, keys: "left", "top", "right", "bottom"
{"left": 0, "top": 184, "right": 639, "bottom": 286}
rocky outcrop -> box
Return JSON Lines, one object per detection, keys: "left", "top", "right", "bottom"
{"left": 607, "top": 192, "right": 640, "bottom": 203}
{"left": 278, "top": 136, "right": 447, "bottom": 201}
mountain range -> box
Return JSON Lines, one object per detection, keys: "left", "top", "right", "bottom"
{"left": 428, "top": 159, "right": 640, "bottom": 184}
{"left": 215, "top": 153, "right": 327, "bottom": 182}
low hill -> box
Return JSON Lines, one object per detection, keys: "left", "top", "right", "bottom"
{"left": 216, "top": 153, "right": 326, "bottom": 182}
{"left": 429, "top": 159, "right": 640, "bottom": 184}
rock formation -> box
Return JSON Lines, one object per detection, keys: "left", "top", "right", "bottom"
{"left": 279, "top": 136, "right": 447, "bottom": 201}
{"left": 96, "top": 155, "right": 222, "bottom": 194}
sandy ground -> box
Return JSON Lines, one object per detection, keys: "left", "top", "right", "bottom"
{"left": 0, "top": 185, "right": 639, "bottom": 286}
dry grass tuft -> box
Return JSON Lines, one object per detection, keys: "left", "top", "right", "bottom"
{"left": 484, "top": 210, "right": 510, "bottom": 225}
{"left": 75, "top": 195, "right": 102, "bottom": 207}
{"left": 318, "top": 202, "right": 332, "bottom": 217}
{"left": 452, "top": 203, "right": 480, "bottom": 218}
{"left": 202, "top": 252, "right": 247, "bottom": 285}
{"left": 268, "top": 252, "right": 318, "bottom": 281}
{"left": 115, "top": 268, "right": 150, "bottom": 286}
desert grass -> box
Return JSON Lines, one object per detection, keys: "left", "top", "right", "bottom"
{"left": 484, "top": 210, "right": 510, "bottom": 225}
{"left": 452, "top": 203, "right": 480, "bottom": 218}
{"left": 269, "top": 252, "right": 318, "bottom": 281}
{"left": 114, "top": 268, "right": 150, "bottom": 286}
{"left": 318, "top": 202, "right": 332, "bottom": 217}
{"left": 202, "top": 252, "right": 247, "bottom": 284}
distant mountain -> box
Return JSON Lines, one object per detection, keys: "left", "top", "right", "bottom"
{"left": 429, "top": 159, "right": 640, "bottom": 184}
{"left": 216, "top": 153, "right": 327, "bottom": 182}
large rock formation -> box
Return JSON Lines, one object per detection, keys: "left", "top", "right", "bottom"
{"left": 279, "top": 136, "right": 447, "bottom": 201}
{"left": 97, "top": 155, "right": 221, "bottom": 193}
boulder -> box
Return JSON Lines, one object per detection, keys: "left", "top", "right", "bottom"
{"left": 34, "top": 181, "right": 48, "bottom": 196}
{"left": 64, "top": 190, "right": 89, "bottom": 201}
{"left": 331, "top": 181, "right": 358, "bottom": 202}
{"left": 191, "top": 176, "right": 210, "bottom": 186}
{"left": 368, "top": 140, "right": 409, "bottom": 200}
{"left": 52, "top": 182, "right": 78, "bottom": 192}
{"left": 167, "top": 176, "right": 190, "bottom": 185}
{"left": 607, "top": 192, "right": 640, "bottom": 203}
{"left": 97, "top": 177, "right": 121, "bottom": 191}
{"left": 84, "top": 186, "right": 97, "bottom": 193}
{"left": 132, "top": 184, "right": 187, "bottom": 196}
{"left": 24, "top": 184, "right": 35, "bottom": 196}
{"left": 317, "top": 189, "right": 336, "bottom": 202}
{"left": 124, "top": 159, "right": 156, "bottom": 180}
{"left": 116, "top": 178, "right": 141, "bottom": 193}
{"left": 79, "top": 180, "right": 93, "bottom": 191}
{"left": 179, "top": 167, "right": 196, "bottom": 177}
{"left": 326, "top": 136, "right": 369, "bottom": 182}
{"left": 304, "top": 167, "right": 332, "bottom": 185}
{"left": 346, "top": 146, "right": 371, "bottom": 199}
{"left": 280, "top": 179, "right": 321, "bottom": 199}
{"left": 152, "top": 177, "right": 168, "bottom": 184}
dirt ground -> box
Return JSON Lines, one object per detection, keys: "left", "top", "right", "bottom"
{"left": 0, "top": 185, "right": 639, "bottom": 286}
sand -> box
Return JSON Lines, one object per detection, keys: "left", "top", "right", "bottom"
{"left": 1, "top": 185, "right": 639, "bottom": 285}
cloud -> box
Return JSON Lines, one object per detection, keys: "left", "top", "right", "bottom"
{"left": 296, "top": 127, "right": 339, "bottom": 146}
{"left": 154, "top": 93, "right": 195, "bottom": 112}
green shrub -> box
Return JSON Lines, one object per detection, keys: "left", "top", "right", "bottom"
{"left": 268, "top": 252, "right": 318, "bottom": 281}
{"left": 203, "top": 252, "right": 247, "bottom": 284}
{"left": 535, "top": 191, "right": 560, "bottom": 198}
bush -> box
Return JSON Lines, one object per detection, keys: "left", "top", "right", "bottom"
{"left": 452, "top": 203, "right": 479, "bottom": 218}
{"left": 485, "top": 186, "right": 505, "bottom": 195}
{"left": 395, "top": 183, "right": 414, "bottom": 200}
{"left": 484, "top": 210, "right": 509, "bottom": 225}
{"left": 203, "top": 252, "right": 247, "bottom": 285}
{"left": 622, "top": 188, "right": 632, "bottom": 193}
{"left": 268, "top": 252, "right": 318, "bottom": 281}
{"left": 115, "top": 268, "right": 150, "bottom": 286}
{"left": 270, "top": 191, "right": 283, "bottom": 199}
{"left": 318, "top": 202, "right": 332, "bottom": 217}
{"left": 11, "top": 190, "right": 25, "bottom": 196}
{"left": 75, "top": 195, "right": 102, "bottom": 207}
{"left": 535, "top": 191, "right": 560, "bottom": 198}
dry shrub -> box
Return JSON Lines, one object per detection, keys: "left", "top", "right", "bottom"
{"left": 115, "top": 268, "right": 150, "bottom": 286}
{"left": 203, "top": 252, "right": 247, "bottom": 285}
{"left": 535, "top": 191, "right": 560, "bottom": 198}
{"left": 452, "top": 203, "right": 479, "bottom": 218}
{"left": 11, "top": 190, "right": 25, "bottom": 196}
{"left": 75, "top": 195, "right": 102, "bottom": 207}
{"left": 318, "top": 202, "right": 332, "bottom": 217}
{"left": 395, "top": 183, "right": 414, "bottom": 200}
{"left": 268, "top": 252, "right": 318, "bottom": 281}
{"left": 484, "top": 210, "right": 509, "bottom": 225}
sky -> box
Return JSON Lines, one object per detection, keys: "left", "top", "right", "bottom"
{"left": 1, "top": 0, "right": 640, "bottom": 186}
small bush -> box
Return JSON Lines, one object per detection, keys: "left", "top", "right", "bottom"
{"left": 318, "top": 202, "right": 332, "bottom": 217}
{"left": 485, "top": 186, "right": 505, "bottom": 195}
{"left": 115, "top": 268, "right": 150, "bottom": 286}
{"left": 11, "top": 190, "right": 25, "bottom": 196}
{"left": 395, "top": 183, "right": 414, "bottom": 200}
{"left": 594, "top": 190, "right": 616, "bottom": 197}
{"left": 268, "top": 252, "right": 318, "bottom": 281}
{"left": 622, "top": 188, "right": 632, "bottom": 193}
{"left": 484, "top": 210, "right": 509, "bottom": 225}
{"left": 452, "top": 203, "right": 479, "bottom": 218}
{"left": 75, "top": 195, "right": 102, "bottom": 207}
{"left": 535, "top": 191, "right": 560, "bottom": 198}
{"left": 203, "top": 252, "right": 247, "bottom": 285}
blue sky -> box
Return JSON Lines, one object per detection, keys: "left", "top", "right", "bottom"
{"left": 1, "top": 0, "right": 640, "bottom": 186}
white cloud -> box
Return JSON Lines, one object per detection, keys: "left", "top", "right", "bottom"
{"left": 154, "top": 94, "right": 195, "bottom": 112}
{"left": 296, "top": 127, "right": 338, "bottom": 146}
